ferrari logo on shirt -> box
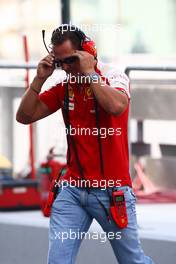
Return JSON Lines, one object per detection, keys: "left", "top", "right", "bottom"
{"left": 84, "top": 87, "right": 93, "bottom": 101}
{"left": 87, "top": 87, "right": 93, "bottom": 97}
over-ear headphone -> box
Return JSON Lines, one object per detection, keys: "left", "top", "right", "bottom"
{"left": 52, "top": 24, "right": 97, "bottom": 58}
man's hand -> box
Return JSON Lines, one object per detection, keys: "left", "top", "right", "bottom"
{"left": 37, "top": 54, "right": 55, "bottom": 79}
{"left": 73, "top": 50, "right": 96, "bottom": 74}
{"left": 16, "top": 54, "right": 55, "bottom": 124}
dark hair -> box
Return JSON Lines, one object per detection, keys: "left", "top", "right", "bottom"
{"left": 51, "top": 28, "right": 82, "bottom": 49}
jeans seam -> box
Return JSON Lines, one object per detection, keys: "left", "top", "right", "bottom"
{"left": 70, "top": 212, "right": 91, "bottom": 264}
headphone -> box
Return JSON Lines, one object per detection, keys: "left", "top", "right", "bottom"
{"left": 52, "top": 24, "right": 97, "bottom": 58}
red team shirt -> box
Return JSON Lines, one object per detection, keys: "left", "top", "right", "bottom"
{"left": 39, "top": 62, "right": 132, "bottom": 188}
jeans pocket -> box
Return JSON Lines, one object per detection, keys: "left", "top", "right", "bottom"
{"left": 57, "top": 182, "right": 64, "bottom": 195}
{"left": 53, "top": 183, "right": 63, "bottom": 204}
{"left": 129, "top": 188, "right": 137, "bottom": 202}
{"left": 121, "top": 188, "right": 136, "bottom": 217}
{"left": 52, "top": 184, "right": 63, "bottom": 211}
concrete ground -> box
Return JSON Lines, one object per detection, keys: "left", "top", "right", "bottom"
{"left": 0, "top": 204, "right": 176, "bottom": 264}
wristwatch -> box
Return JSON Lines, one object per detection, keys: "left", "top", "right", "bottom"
{"left": 87, "top": 72, "right": 100, "bottom": 83}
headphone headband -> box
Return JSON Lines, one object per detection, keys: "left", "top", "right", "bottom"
{"left": 52, "top": 24, "right": 87, "bottom": 44}
{"left": 51, "top": 24, "right": 97, "bottom": 58}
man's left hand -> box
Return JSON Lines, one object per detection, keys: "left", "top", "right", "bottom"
{"left": 73, "top": 50, "right": 96, "bottom": 74}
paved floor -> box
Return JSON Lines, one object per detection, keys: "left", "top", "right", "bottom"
{"left": 0, "top": 203, "right": 176, "bottom": 264}
{"left": 1, "top": 203, "right": 176, "bottom": 241}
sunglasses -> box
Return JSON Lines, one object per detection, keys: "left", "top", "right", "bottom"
{"left": 54, "top": 56, "right": 78, "bottom": 68}
{"left": 42, "top": 30, "right": 78, "bottom": 68}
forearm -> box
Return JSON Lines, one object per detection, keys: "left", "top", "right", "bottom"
{"left": 90, "top": 79, "right": 128, "bottom": 115}
{"left": 16, "top": 76, "right": 46, "bottom": 123}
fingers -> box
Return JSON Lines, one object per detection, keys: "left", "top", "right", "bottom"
{"left": 75, "top": 50, "right": 93, "bottom": 57}
{"left": 41, "top": 61, "right": 53, "bottom": 67}
{"left": 75, "top": 50, "right": 88, "bottom": 55}
{"left": 45, "top": 55, "right": 54, "bottom": 64}
{"left": 41, "top": 55, "right": 54, "bottom": 67}
{"left": 71, "top": 53, "right": 82, "bottom": 59}
{"left": 71, "top": 51, "right": 94, "bottom": 62}
{"left": 73, "top": 51, "right": 95, "bottom": 63}
{"left": 50, "top": 51, "right": 55, "bottom": 56}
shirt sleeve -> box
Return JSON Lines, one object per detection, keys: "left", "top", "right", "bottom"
{"left": 39, "top": 83, "right": 63, "bottom": 112}
{"left": 107, "top": 70, "right": 131, "bottom": 99}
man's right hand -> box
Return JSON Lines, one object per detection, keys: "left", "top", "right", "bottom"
{"left": 16, "top": 54, "right": 56, "bottom": 124}
{"left": 37, "top": 54, "right": 55, "bottom": 79}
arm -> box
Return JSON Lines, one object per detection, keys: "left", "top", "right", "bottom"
{"left": 16, "top": 54, "right": 56, "bottom": 124}
{"left": 88, "top": 79, "right": 128, "bottom": 115}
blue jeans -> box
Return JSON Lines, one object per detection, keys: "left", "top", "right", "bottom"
{"left": 48, "top": 184, "right": 155, "bottom": 264}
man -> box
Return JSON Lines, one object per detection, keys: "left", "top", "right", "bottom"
{"left": 16, "top": 25, "right": 155, "bottom": 264}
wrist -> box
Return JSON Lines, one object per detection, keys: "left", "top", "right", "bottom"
{"left": 30, "top": 76, "right": 45, "bottom": 94}
{"left": 34, "top": 75, "right": 47, "bottom": 83}
{"left": 30, "top": 85, "right": 40, "bottom": 94}
{"left": 85, "top": 71, "right": 100, "bottom": 83}
{"left": 84, "top": 69, "right": 96, "bottom": 75}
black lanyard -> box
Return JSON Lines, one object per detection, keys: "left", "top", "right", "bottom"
{"left": 63, "top": 82, "right": 113, "bottom": 219}
{"left": 63, "top": 82, "right": 84, "bottom": 179}
{"left": 63, "top": 82, "right": 105, "bottom": 177}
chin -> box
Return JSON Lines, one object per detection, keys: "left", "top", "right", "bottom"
{"left": 70, "top": 71, "right": 81, "bottom": 76}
